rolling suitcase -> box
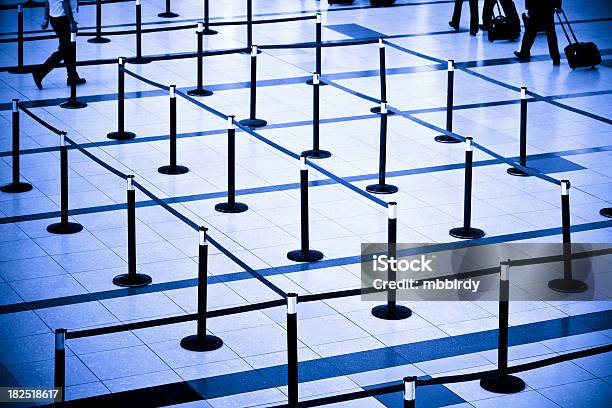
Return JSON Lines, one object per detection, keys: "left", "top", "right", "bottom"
{"left": 556, "top": 8, "right": 601, "bottom": 69}
{"left": 488, "top": 1, "right": 520, "bottom": 42}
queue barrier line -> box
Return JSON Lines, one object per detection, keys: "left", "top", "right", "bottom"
{"left": 16, "top": 103, "right": 63, "bottom": 135}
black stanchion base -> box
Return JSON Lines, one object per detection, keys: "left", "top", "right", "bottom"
{"left": 158, "top": 165, "right": 189, "bottom": 175}
{"left": 47, "top": 221, "right": 83, "bottom": 235}
{"left": 215, "top": 202, "right": 248, "bottom": 213}
{"left": 370, "top": 106, "right": 396, "bottom": 115}
{"left": 87, "top": 36, "right": 111, "bottom": 43}
{"left": 434, "top": 134, "right": 461, "bottom": 143}
{"left": 0, "top": 182, "right": 33, "bottom": 193}
{"left": 371, "top": 304, "right": 412, "bottom": 320}
{"left": 480, "top": 375, "right": 525, "bottom": 394}
{"left": 287, "top": 249, "right": 324, "bottom": 262}
{"left": 107, "top": 131, "right": 136, "bottom": 141}
{"left": 507, "top": 167, "right": 531, "bottom": 177}
{"left": 239, "top": 118, "right": 267, "bottom": 128}
{"left": 548, "top": 278, "right": 588, "bottom": 293}
{"left": 302, "top": 149, "right": 331, "bottom": 159}
{"left": 203, "top": 29, "right": 218, "bottom": 35}
{"left": 60, "top": 99, "right": 88, "bottom": 109}
{"left": 7, "top": 67, "right": 30, "bottom": 74}
{"left": 366, "top": 183, "right": 398, "bottom": 194}
{"left": 130, "top": 58, "right": 150, "bottom": 65}
{"left": 112, "top": 272, "right": 152, "bottom": 288}
{"left": 187, "top": 88, "right": 214, "bottom": 97}
{"left": 600, "top": 208, "right": 612, "bottom": 218}
{"left": 449, "top": 226, "right": 485, "bottom": 239}
{"left": 305, "top": 79, "right": 328, "bottom": 86}
{"left": 158, "top": 11, "right": 179, "bottom": 18}
{"left": 180, "top": 334, "right": 223, "bottom": 352}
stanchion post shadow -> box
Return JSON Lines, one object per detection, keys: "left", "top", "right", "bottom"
{"left": 239, "top": 46, "right": 267, "bottom": 128}
{"left": 302, "top": 73, "right": 331, "bottom": 159}
{"left": 508, "top": 87, "right": 532, "bottom": 176}
{"left": 371, "top": 39, "right": 394, "bottom": 115}
{"left": 7, "top": 5, "right": 25, "bottom": 74}
{"left": 60, "top": 33, "right": 87, "bottom": 109}
{"left": 287, "top": 155, "right": 324, "bottom": 262}
{"left": 158, "top": 0, "right": 179, "bottom": 18}
{"left": 241, "top": 0, "right": 261, "bottom": 53}
{"left": 188, "top": 22, "right": 214, "bottom": 97}
{"left": 54, "top": 328, "right": 66, "bottom": 404}
{"left": 287, "top": 293, "right": 298, "bottom": 407}
{"left": 480, "top": 261, "right": 526, "bottom": 393}
{"left": 1, "top": 99, "right": 33, "bottom": 193}
{"left": 435, "top": 60, "right": 460, "bottom": 143}
{"left": 47, "top": 132, "right": 83, "bottom": 234}
{"left": 403, "top": 376, "right": 416, "bottom": 408}
{"left": 366, "top": 102, "right": 398, "bottom": 194}
{"left": 181, "top": 227, "right": 224, "bottom": 351}
{"left": 88, "top": 0, "right": 111, "bottom": 43}
{"left": 449, "top": 137, "right": 485, "bottom": 239}
{"left": 107, "top": 57, "right": 136, "bottom": 140}
{"left": 215, "top": 116, "right": 248, "bottom": 213}
{"left": 548, "top": 180, "right": 588, "bottom": 293}
{"left": 202, "top": 0, "right": 217, "bottom": 34}
{"left": 601, "top": 207, "right": 612, "bottom": 218}
{"left": 159, "top": 85, "right": 189, "bottom": 175}
{"left": 113, "top": 175, "right": 152, "bottom": 287}
{"left": 131, "top": 0, "right": 149, "bottom": 64}
{"left": 372, "top": 202, "right": 412, "bottom": 320}
{"left": 306, "top": 14, "right": 326, "bottom": 86}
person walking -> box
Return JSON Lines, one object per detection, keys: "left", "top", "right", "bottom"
{"left": 481, "top": 0, "right": 520, "bottom": 32}
{"left": 449, "top": 0, "right": 479, "bottom": 36}
{"left": 32, "top": 0, "right": 86, "bottom": 89}
{"left": 514, "top": 0, "right": 561, "bottom": 65}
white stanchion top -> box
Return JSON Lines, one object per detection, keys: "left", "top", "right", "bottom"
{"left": 388, "top": 202, "right": 397, "bottom": 219}
{"left": 561, "top": 180, "right": 570, "bottom": 195}
{"left": 500, "top": 261, "right": 510, "bottom": 281}
{"left": 169, "top": 85, "right": 176, "bottom": 98}
{"left": 199, "top": 227, "right": 207, "bottom": 246}
{"left": 197, "top": 22, "right": 204, "bottom": 32}
{"left": 521, "top": 87, "right": 527, "bottom": 99}
{"left": 316, "top": 13, "right": 321, "bottom": 23}
{"left": 227, "top": 115, "right": 235, "bottom": 129}
{"left": 380, "top": 102, "right": 387, "bottom": 114}
{"left": 379, "top": 38, "right": 384, "bottom": 48}
{"left": 12, "top": 99, "right": 18, "bottom": 112}
{"left": 60, "top": 132, "right": 66, "bottom": 147}
{"left": 403, "top": 378, "right": 415, "bottom": 401}
{"left": 127, "top": 175, "right": 134, "bottom": 191}
{"left": 287, "top": 294, "right": 297, "bottom": 314}
{"left": 70, "top": 32, "right": 77, "bottom": 42}
{"left": 119, "top": 56, "right": 125, "bottom": 65}
{"left": 251, "top": 46, "right": 258, "bottom": 57}
{"left": 313, "top": 73, "right": 319, "bottom": 84}
{"left": 136, "top": 0, "right": 141, "bottom": 5}
{"left": 300, "top": 156, "right": 308, "bottom": 171}
{"left": 465, "top": 137, "right": 473, "bottom": 151}
{"left": 448, "top": 60, "right": 454, "bottom": 71}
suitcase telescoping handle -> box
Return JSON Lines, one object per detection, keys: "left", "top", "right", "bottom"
{"left": 555, "top": 8, "right": 579, "bottom": 44}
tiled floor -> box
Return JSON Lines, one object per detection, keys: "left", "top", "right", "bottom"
{"left": 0, "top": 0, "right": 611, "bottom": 407}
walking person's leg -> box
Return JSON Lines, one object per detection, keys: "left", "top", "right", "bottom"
{"left": 32, "top": 17, "right": 65, "bottom": 89}
{"left": 468, "top": 0, "right": 479, "bottom": 35}
{"left": 481, "top": 0, "right": 495, "bottom": 30}
{"left": 450, "top": 0, "right": 464, "bottom": 30}
{"left": 544, "top": 14, "right": 561, "bottom": 64}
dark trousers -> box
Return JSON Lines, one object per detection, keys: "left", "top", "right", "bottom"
{"left": 520, "top": 9, "right": 560, "bottom": 60}
{"left": 451, "top": 0, "right": 479, "bottom": 33}
{"left": 39, "top": 16, "right": 77, "bottom": 80}
{"left": 482, "top": 0, "right": 519, "bottom": 27}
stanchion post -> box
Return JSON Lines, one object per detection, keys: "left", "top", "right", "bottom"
{"left": 306, "top": 14, "right": 326, "bottom": 86}
{"left": 54, "top": 328, "right": 66, "bottom": 404}
{"left": 508, "top": 87, "right": 531, "bottom": 176}
{"left": 480, "top": 261, "right": 526, "bottom": 393}
{"left": 215, "top": 116, "right": 248, "bottom": 213}
{"left": 246, "top": 0, "right": 253, "bottom": 49}
{"left": 112, "top": 175, "right": 152, "bottom": 287}
{"left": 1, "top": 99, "right": 32, "bottom": 193}
{"left": 8, "top": 5, "right": 25, "bottom": 73}
{"left": 372, "top": 202, "right": 412, "bottom": 320}
{"left": 202, "top": 0, "right": 217, "bottom": 34}
{"left": 188, "top": 22, "right": 213, "bottom": 97}
{"left": 371, "top": 39, "right": 394, "bottom": 115}
{"left": 131, "top": 0, "right": 148, "bottom": 64}
{"left": 158, "top": 85, "right": 189, "bottom": 175}
{"left": 548, "top": 180, "right": 588, "bottom": 293}
{"left": 449, "top": 137, "right": 485, "bottom": 239}
{"left": 181, "top": 227, "right": 224, "bottom": 351}
{"left": 158, "top": 0, "right": 179, "bottom": 18}
{"left": 47, "top": 132, "right": 83, "bottom": 235}
{"left": 403, "top": 376, "right": 416, "bottom": 408}
{"left": 366, "top": 102, "right": 398, "bottom": 194}
{"left": 107, "top": 57, "right": 136, "bottom": 140}
{"left": 287, "top": 293, "right": 298, "bottom": 407}
{"left": 287, "top": 155, "right": 323, "bottom": 262}
{"left": 302, "top": 73, "right": 331, "bottom": 159}
{"left": 239, "top": 46, "right": 267, "bottom": 127}
{"left": 88, "top": 0, "right": 111, "bottom": 43}
{"left": 435, "top": 60, "right": 460, "bottom": 143}
{"left": 60, "top": 33, "right": 87, "bottom": 109}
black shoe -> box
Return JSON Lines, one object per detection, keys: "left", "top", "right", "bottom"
{"left": 514, "top": 51, "right": 530, "bottom": 62}
{"left": 32, "top": 70, "right": 43, "bottom": 90}
{"left": 552, "top": 58, "right": 561, "bottom": 66}
{"left": 470, "top": 29, "right": 478, "bottom": 36}
{"left": 67, "top": 77, "right": 86, "bottom": 86}
{"left": 479, "top": 24, "right": 490, "bottom": 31}
{"left": 449, "top": 20, "right": 459, "bottom": 30}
